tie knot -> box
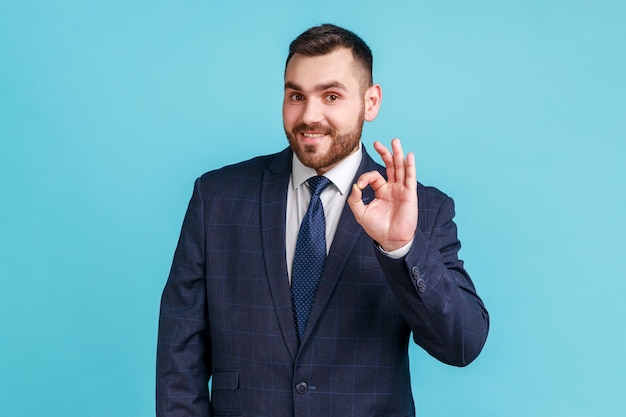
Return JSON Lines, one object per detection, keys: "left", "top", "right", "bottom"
{"left": 307, "top": 176, "right": 332, "bottom": 197}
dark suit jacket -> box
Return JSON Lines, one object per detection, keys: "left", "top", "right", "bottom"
{"left": 156, "top": 147, "right": 489, "bottom": 417}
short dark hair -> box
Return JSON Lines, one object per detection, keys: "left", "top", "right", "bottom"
{"left": 286, "top": 24, "right": 373, "bottom": 87}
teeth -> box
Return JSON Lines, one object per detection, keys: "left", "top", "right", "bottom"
{"left": 303, "top": 133, "right": 325, "bottom": 138}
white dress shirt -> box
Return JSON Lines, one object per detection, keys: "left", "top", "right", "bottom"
{"left": 286, "top": 144, "right": 363, "bottom": 281}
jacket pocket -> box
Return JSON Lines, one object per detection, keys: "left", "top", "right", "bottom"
{"left": 211, "top": 369, "right": 240, "bottom": 416}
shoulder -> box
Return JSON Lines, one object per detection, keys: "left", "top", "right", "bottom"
{"left": 418, "top": 183, "right": 450, "bottom": 206}
{"left": 200, "top": 149, "right": 288, "bottom": 180}
{"left": 196, "top": 148, "right": 291, "bottom": 188}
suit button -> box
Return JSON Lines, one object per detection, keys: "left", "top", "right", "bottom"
{"left": 416, "top": 278, "right": 426, "bottom": 293}
{"left": 411, "top": 266, "right": 420, "bottom": 278}
{"left": 296, "top": 382, "right": 308, "bottom": 394}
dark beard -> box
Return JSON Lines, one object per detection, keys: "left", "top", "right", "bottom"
{"left": 285, "top": 111, "right": 365, "bottom": 171}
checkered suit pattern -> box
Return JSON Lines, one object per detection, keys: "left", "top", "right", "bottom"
{"left": 156, "top": 147, "right": 489, "bottom": 417}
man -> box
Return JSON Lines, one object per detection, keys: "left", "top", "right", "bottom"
{"left": 157, "top": 24, "right": 489, "bottom": 416}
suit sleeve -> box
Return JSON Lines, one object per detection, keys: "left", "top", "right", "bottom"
{"left": 156, "top": 178, "right": 212, "bottom": 416}
{"left": 375, "top": 195, "right": 489, "bottom": 366}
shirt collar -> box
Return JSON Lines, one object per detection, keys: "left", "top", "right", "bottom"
{"left": 291, "top": 142, "right": 363, "bottom": 195}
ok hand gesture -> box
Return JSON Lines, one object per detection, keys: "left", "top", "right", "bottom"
{"left": 347, "top": 139, "right": 418, "bottom": 252}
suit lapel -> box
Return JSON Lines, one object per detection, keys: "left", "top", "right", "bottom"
{"left": 260, "top": 148, "right": 299, "bottom": 360}
{"left": 300, "top": 148, "right": 380, "bottom": 346}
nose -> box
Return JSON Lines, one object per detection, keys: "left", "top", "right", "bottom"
{"left": 300, "top": 98, "right": 324, "bottom": 125}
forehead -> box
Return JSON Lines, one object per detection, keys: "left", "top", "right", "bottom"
{"left": 284, "top": 48, "right": 361, "bottom": 90}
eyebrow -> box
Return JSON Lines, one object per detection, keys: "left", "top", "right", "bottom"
{"left": 284, "top": 81, "right": 348, "bottom": 92}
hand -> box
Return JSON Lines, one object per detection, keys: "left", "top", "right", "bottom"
{"left": 347, "top": 139, "right": 418, "bottom": 252}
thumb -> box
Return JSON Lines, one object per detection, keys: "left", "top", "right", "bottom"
{"left": 347, "top": 183, "right": 366, "bottom": 223}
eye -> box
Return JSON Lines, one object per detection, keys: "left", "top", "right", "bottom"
{"left": 290, "top": 93, "right": 305, "bottom": 101}
{"left": 326, "top": 94, "right": 339, "bottom": 102}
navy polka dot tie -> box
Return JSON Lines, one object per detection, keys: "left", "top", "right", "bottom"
{"left": 292, "top": 176, "right": 332, "bottom": 341}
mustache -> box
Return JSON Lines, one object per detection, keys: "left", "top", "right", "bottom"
{"left": 294, "top": 123, "right": 335, "bottom": 135}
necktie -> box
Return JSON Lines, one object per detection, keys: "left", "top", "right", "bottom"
{"left": 292, "top": 176, "right": 332, "bottom": 341}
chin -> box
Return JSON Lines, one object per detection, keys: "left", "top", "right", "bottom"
{"left": 297, "top": 153, "right": 326, "bottom": 169}
{"left": 292, "top": 141, "right": 325, "bottom": 162}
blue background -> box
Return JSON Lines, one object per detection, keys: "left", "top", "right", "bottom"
{"left": 1, "top": 1, "right": 624, "bottom": 416}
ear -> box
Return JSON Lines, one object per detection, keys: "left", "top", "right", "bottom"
{"left": 363, "top": 84, "right": 382, "bottom": 122}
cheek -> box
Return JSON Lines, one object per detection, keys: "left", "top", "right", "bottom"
{"left": 328, "top": 107, "right": 358, "bottom": 131}
{"left": 282, "top": 105, "right": 298, "bottom": 128}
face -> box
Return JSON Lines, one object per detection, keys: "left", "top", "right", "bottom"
{"left": 283, "top": 47, "right": 381, "bottom": 174}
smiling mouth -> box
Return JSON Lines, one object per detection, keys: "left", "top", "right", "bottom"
{"left": 295, "top": 123, "right": 334, "bottom": 138}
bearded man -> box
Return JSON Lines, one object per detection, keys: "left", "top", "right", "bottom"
{"left": 157, "top": 23, "right": 489, "bottom": 417}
